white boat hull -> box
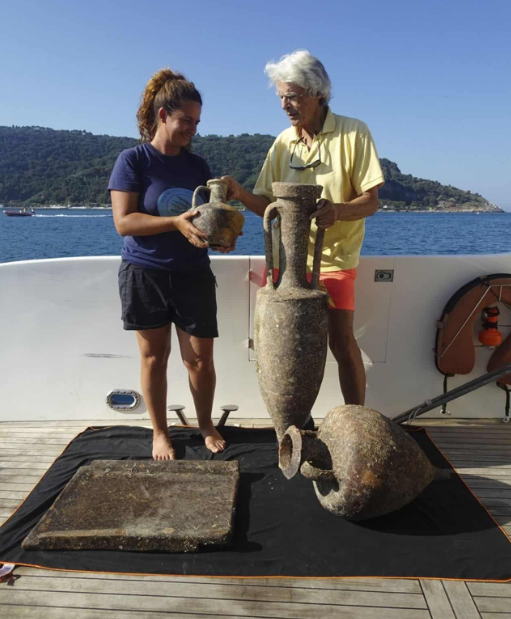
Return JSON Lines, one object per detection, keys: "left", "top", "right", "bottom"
{"left": 1, "top": 254, "right": 510, "bottom": 421}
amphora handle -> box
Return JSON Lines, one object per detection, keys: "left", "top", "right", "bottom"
{"left": 263, "top": 204, "right": 278, "bottom": 289}
{"left": 300, "top": 460, "right": 336, "bottom": 482}
{"left": 192, "top": 185, "right": 209, "bottom": 210}
{"left": 311, "top": 227, "right": 325, "bottom": 290}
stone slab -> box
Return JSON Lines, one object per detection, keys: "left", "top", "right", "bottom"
{"left": 21, "top": 459, "right": 239, "bottom": 553}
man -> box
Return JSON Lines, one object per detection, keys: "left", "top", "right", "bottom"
{"left": 224, "top": 50, "right": 384, "bottom": 405}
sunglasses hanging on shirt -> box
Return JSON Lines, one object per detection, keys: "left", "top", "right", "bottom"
{"left": 289, "top": 135, "right": 323, "bottom": 171}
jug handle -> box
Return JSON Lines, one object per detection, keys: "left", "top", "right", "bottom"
{"left": 191, "top": 185, "right": 209, "bottom": 210}
{"left": 263, "top": 203, "right": 278, "bottom": 289}
{"left": 311, "top": 227, "right": 325, "bottom": 290}
{"left": 300, "top": 460, "right": 336, "bottom": 482}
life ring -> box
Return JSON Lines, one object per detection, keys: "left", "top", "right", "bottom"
{"left": 435, "top": 273, "right": 511, "bottom": 388}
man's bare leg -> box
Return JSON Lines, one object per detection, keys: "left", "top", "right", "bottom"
{"left": 328, "top": 309, "right": 366, "bottom": 405}
{"left": 136, "top": 325, "right": 175, "bottom": 460}
{"left": 176, "top": 328, "right": 226, "bottom": 453}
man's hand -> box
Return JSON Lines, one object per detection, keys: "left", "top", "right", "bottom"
{"left": 173, "top": 211, "right": 209, "bottom": 248}
{"left": 221, "top": 175, "right": 244, "bottom": 202}
{"left": 310, "top": 199, "right": 338, "bottom": 229}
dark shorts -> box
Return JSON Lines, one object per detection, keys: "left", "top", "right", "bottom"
{"left": 118, "top": 261, "right": 218, "bottom": 337}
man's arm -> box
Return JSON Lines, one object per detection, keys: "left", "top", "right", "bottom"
{"left": 221, "top": 176, "right": 270, "bottom": 217}
{"left": 311, "top": 186, "right": 380, "bottom": 229}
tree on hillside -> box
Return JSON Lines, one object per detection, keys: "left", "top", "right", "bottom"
{"left": 0, "top": 126, "right": 496, "bottom": 210}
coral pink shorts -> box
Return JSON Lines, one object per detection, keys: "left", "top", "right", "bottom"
{"left": 265, "top": 268, "right": 356, "bottom": 311}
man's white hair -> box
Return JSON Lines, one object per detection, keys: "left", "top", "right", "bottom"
{"left": 264, "top": 50, "right": 331, "bottom": 105}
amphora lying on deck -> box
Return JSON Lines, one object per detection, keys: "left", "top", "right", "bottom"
{"left": 279, "top": 405, "right": 448, "bottom": 521}
{"left": 254, "top": 182, "right": 328, "bottom": 442}
{"left": 191, "top": 178, "right": 245, "bottom": 248}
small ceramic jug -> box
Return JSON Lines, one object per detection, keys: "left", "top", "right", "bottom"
{"left": 191, "top": 179, "right": 245, "bottom": 248}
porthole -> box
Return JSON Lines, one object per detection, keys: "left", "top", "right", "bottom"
{"left": 106, "top": 389, "right": 141, "bottom": 411}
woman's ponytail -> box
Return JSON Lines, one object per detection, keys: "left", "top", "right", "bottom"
{"left": 136, "top": 68, "right": 202, "bottom": 142}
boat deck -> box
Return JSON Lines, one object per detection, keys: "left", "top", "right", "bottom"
{"left": 1, "top": 418, "right": 511, "bottom": 618}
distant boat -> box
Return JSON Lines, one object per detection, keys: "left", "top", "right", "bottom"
{"left": 3, "top": 207, "right": 34, "bottom": 217}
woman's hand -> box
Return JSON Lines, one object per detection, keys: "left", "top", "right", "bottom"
{"left": 210, "top": 230, "right": 244, "bottom": 254}
{"left": 310, "top": 199, "right": 338, "bottom": 229}
{"left": 221, "top": 175, "right": 244, "bottom": 202}
{"left": 214, "top": 245, "right": 235, "bottom": 254}
{"left": 173, "top": 211, "right": 209, "bottom": 248}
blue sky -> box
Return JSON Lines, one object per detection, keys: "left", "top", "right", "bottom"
{"left": 1, "top": 0, "right": 510, "bottom": 209}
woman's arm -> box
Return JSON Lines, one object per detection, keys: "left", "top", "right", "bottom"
{"left": 111, "top": 190, "right": 209, "bottom": 248}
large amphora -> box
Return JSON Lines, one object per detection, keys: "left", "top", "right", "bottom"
{"left": 279, "top": 405, "right": 450, "bottom": 521}
{"left": 254, "top": 182, "right": 328, "bottom": 442}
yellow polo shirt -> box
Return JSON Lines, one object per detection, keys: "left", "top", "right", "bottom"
{"left": 253, "top": 108, "right": 385, "bottom": 272}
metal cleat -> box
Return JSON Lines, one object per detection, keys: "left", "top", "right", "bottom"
{"left": 218, "top": 405, "right": 239, "bottom": 428}
{"left": 167, "top": 404, "right": 190, "bottom": 426}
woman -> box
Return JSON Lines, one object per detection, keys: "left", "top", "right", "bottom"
{"left": 223, "top": 50, "right": 384, "bottom": 407}
{"left": 109, "top": 68, "right": 228, "bottom": 460}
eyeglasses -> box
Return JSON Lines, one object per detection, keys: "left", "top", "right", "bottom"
{"left": 289, "top": 137, "right": 322, "bottom": 170}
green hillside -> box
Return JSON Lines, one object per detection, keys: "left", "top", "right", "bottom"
{"left": 0, "top": 126, "right": 500, "bottom": 211}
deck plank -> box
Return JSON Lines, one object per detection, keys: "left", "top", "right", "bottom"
{"left": 0, "top": 449, "right": 65, "bottom": 457}
{"left": 478, "top": 498, "right": 511, "bottom": 508}
{"left": 0, "top": 574, "right": 428, "bottom": 608}
{"left": 0, "top": 475, "right": 46, "bottom": 484}
{"left": 2, "top": 419, "right": 511, "bottom": 618}
{"left": 0, "top": 609, "right": 248, "bottom": 619}
{"left": 0, "top": 456, "right": 57, "bottom": 463}
{"left": 421, "top": 580, "right": 456, "bottom": 618}
{"left": 0, "top": 490, "right": 33, "bottom": 500}
{"left": 0, "top": 498, "right": 22, "bottom": 507}
{"left": 0, "top": 483, "right": 37, "bottom": 492}
{"left": 0, "top": 589, "right": 430, "bottom": 619}
{"left": 0, "top": 438, "right": 73, "bottom": 446}
{"left": 474, "top": 596, "right": 511, "bottom": 613}
{"left": 0, "top": 462, "right": 56, "bottom": 470}
{"left": 468, "top": 582, "right": 511, "bottom": 596}
{"left": 0, "top": 430, "right": 78, "bottom": 437}
{"left": 442, "top": 580, "right": 481, "bottom": 618}
{"left": 468, "top": 490, "right": 511, "bottom": 498}
{"left": 458, "top": 469, "right": 511, "bottom": 476}
{"left": 461, "top": 479, "right": 511, "bottom": 489}
{"left": 488, "top": 507, "right": 511, "bottom": 516}
{"left": 10, "top": 567, "right": 422, "bottom": 592}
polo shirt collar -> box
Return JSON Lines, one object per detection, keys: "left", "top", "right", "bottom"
{"left": 289, "top": 106, "right": 336, "bottom": 144}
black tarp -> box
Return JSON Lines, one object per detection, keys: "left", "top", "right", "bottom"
{"left": 1, "top": 425, "right": 510, "bottom": 581}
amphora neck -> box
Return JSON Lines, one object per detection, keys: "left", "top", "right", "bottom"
{"left": 206, "top": 179, "right": 228, "bottom": 203}
{"left": 272, "top": 183, "right": 323, "bottom": 290}
{"left": 279, "top": 425, "right": 333, "bottom": 480}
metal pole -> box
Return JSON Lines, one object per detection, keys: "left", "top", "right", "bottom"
{"left": 392, "top": 363, "right": 511, "bottom": 425}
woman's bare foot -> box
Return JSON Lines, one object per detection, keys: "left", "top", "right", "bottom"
{"left": 152, "top": 432, "right": 176, "bottom": 460}
{"left": 200, "top": 422, "right": 226, "bottom": 453}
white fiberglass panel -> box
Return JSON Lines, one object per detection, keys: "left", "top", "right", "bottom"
{"left": 1, "top": 254, "right": 511, "bottom": 421}
{"left": 248, "top": 255, "right": 395, "bottom": 364}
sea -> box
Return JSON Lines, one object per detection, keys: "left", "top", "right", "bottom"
{"left": 0, "top": 208, "right": 510, "bottom": 264}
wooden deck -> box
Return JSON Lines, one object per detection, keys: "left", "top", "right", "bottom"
{"left": 1, "top": 418, "right": 511, "bottom": 618}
